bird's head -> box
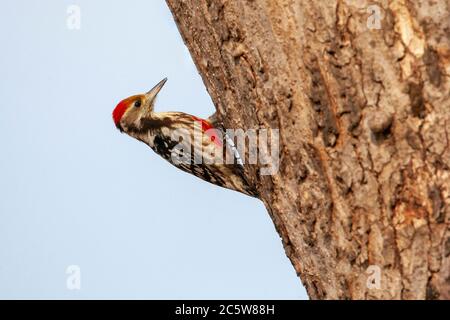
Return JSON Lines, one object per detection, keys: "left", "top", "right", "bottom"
{"left": 113, "top": 78, "right": 167, "bottom": 132}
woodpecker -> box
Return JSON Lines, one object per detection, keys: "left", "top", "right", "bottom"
{"left": 113, "top": 78, "right": 257, "bottom": 197}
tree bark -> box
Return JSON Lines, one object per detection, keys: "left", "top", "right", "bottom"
{"left": 166, "top": 0, "right": 450, "bottom": 300}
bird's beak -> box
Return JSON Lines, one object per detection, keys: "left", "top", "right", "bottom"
{"left": 145, "top": 77, "right": 167, "bottom": 101}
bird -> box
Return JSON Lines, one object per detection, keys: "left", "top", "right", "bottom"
{"left": 112, "top": 78, "right": 257, "bottom": 197}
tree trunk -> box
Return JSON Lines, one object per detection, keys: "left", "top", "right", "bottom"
{"left": 165, "top": 0, "right": 450, "bottom": 300}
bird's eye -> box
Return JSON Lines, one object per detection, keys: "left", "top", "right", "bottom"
{"left": 134, "top": 100, "right": 142, "bottom": 108}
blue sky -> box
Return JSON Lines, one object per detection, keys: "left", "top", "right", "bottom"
{"left": 0, "top": 0, "right": 307, "bottom": 299}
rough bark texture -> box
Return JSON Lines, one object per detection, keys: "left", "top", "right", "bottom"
{"left": 166, "top": 0, "right": 450, "bottom": 299}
